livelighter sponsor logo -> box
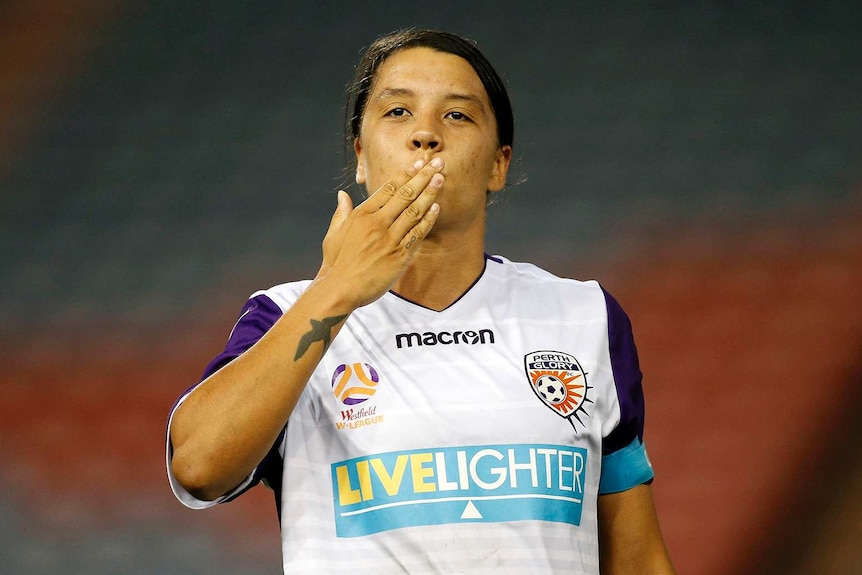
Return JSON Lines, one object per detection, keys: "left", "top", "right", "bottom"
{"left": 331, "top": 443, "right": 588, "bottom": 537}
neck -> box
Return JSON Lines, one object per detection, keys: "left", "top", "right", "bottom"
{"left": 391, "top": 232, "right": 486, "bottom": 311}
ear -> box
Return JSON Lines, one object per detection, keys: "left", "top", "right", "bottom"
{"left": 354, "top": 138, "right": 366, "bottom": 185}
{"left": 487, "top": 145, "right": 512, "bottom": 193}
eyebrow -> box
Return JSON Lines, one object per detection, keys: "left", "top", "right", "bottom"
{"left": 374, "top": 87, "right": 486, "bottom": 110}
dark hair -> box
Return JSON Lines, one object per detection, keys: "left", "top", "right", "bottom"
{"left": 345, "top": 29, "right": 514, "bottom": 151}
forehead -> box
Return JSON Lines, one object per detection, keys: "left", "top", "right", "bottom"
{"left": 369, "top": 47, "right": 489, "bottom": 104}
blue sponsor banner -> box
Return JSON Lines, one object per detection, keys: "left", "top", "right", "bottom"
{"left": 331, "top": 443, "right": 587, "bottom": 537}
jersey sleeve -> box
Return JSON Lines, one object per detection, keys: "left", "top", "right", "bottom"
{"left": 598, "top": 288, "right": 655, "bottom": 494}
{"left": 165, "top": 293, "right": 286, "bottom": 509}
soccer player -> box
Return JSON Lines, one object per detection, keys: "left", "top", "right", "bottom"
{"left": 167, "top": 28, "right": 676, "bottom": 574}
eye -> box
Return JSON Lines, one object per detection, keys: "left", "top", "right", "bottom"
{"left": 445, "top": 111, "right": 469, "bottom": 121}
{"left": 384, "top": 107, "right": 411, "bottom": 117}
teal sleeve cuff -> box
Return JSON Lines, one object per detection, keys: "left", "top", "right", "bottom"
{"left": 599, "top": 437, "right": 654, "bottom": 494}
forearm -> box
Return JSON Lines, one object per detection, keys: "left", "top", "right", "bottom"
{"left": 169, "top": 274, "right": 354, "bottom": 501}
{"left": 598, "top": 484, "right": 676, "bottom": 575}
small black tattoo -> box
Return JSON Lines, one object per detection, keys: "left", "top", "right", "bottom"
{"left": 406, "top": 235, "right": 417, "bottom": 249}
{"left": 294, "top": 314, "right": 347, "bottom": 360}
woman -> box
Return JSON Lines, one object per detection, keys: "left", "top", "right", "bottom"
{"left": 167, "top": 29, "right": 676, "bottom": 574}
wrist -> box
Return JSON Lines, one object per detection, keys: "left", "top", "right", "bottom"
{"left": 306, "top": 269, "right": 362, "bottom": 316}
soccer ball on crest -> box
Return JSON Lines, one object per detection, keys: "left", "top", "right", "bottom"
{"left": 535, "top": 375, "right": 567, "bottom": 405}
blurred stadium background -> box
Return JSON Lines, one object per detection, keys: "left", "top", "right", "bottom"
{"left": 1, "top": 1, "right": 860, "bottom": 573}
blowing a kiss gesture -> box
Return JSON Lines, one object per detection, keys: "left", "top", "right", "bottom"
{"left": 319, "top": 156, "right": 444, "bottom": 310}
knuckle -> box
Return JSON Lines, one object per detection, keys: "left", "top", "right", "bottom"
{"left": 368, "top": 217, "right": 387, "bottom": 232}
{"left": 399, "top": 185, "right": 415, "bottom": 199}
{"left": 405, "top": 204, "right": 421, "bottom": 219}
{"left": 382, "top": 181, "right": 398, "bottom": 195}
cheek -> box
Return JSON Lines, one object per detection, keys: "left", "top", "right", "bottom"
{"left": 362, "top": 150, "right": 399, "bottom": 189}
{"left": 463, "top": 147, "right": 497, "bottom": 183}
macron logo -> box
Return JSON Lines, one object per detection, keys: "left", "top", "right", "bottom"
{"left": 395, "top": 329, "right": 495, "bottom": 349}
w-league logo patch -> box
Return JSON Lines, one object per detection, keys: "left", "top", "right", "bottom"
{"left": 331, "top": 362, "right": 384, "bottom": 431}
{"left": 525, "top": 350, "right": 593, "bottom": 431}
{"left": 332, "top": 363, "right": 379, "bottom": 405}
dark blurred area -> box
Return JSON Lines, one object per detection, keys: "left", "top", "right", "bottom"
{"left": 1, "top": 1, "right": 860, "bottom": 573}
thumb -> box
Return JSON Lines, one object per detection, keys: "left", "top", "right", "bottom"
{"left": 330, "top": 190, "right": 354, "bottom": 227}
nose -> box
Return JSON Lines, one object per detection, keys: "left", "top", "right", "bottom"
{"left": 410, "top": 128, "right": 441, "bottom": 151}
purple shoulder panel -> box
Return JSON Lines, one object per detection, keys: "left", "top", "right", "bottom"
{"left": 200, "top": 293, "right": 284, "bottom": 380}
{"left": 600, "top": 287, "right": 646, "bottom": 456}
{"left": 167, "top": 293, "right": 283, "bottom": 418}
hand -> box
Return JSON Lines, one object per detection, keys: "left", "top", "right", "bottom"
{"left": 317, "top": 157, "right": 444, "bottom": 308}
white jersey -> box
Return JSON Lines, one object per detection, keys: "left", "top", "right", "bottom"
{"left": 167, "top": 255, "right": 654, "bottom": 574}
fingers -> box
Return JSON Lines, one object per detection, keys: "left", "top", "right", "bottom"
{"left": 400, "top": 202, "right": 440, "bottom": 253}
{"left": 362, "top": 157, "right": 445, "bottom": 218}
{"left": 389, "top": 170, "right": 443, "bottom": 240}
{"left": 342, "top": 157, "right": 444, "bottom": 259}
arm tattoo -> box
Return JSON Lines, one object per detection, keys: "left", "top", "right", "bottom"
{"left": 294, "top": 314, "right": 347, "bottom": 360}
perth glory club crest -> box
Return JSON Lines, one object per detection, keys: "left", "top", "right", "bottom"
{"left": 525, "top": 350, "right": 592, "bottom": 431}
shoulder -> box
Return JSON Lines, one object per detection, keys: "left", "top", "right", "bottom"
{"left": 485, "top": 254, "right": 611, "bottom": 315}
{"left": 249, "top": 279, "right": 314, "bottom": 313}
{"left": 197, "top": 279, "right": 313, "bottom": 380}
{"left": 223, "top": 278, "right": 314, "bottom": 351}
{"left": 485, "top": 254, "right": 596, "bottom": 287}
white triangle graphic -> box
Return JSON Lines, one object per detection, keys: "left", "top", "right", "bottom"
{"left": 460, "top": 500, "right": 483, "bottom": 519}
